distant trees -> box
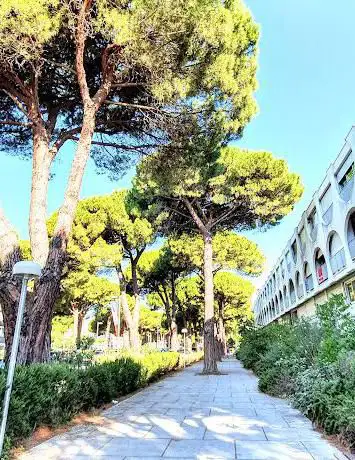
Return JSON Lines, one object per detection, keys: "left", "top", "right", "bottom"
{"left": 138, "top": 242, "right": 193, "bottom": 351}
{"left": 133, "top": 144, "right": 303, "bottom": 373}
{"left": 49, "top": 196, "right": 121, "bottom": 347}
{"left": 0, "top": 0, "right": 259, "bottom": 362}
{"left": 214, "top": 271, "right": 254, "bottom": 358}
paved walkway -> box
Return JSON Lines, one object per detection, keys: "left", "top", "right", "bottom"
{"left": 20, "top": 359, "right": 347, "bottom": 459}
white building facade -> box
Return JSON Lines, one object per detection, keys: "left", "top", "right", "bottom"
{"left": 254, "top": 127, "right": 355, "bottom": 326}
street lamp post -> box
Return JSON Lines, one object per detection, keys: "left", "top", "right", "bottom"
{"left": 96, "top": 321, "right": 103, "bottom": 338}
{"left": 181, "top": 328, "right": 188, "bottom": 367}
{"left": 0, "top": 261, "right": 42, "bottom": 457}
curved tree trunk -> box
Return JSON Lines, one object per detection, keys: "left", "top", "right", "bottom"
{"left": 29, "top": 127, "right": 51, "bottom": 266}
{"left": 202, "top": 233, "right": 218, "bottom": 374}
{"left": 1, "top": 111, "right": 97, "bottom": 363}
{"left": 131, "top": 260, "right": 141, "bottom": 351}
{"left": 0, "top": 0, "right": 116, "bottom": 363}
{"left": 72, "top": 305, "right": 84, "bottom": 349}
{"left": 120, "top": 286, "right": 140, "bottom": 351}
{"left": 170, "top": 318, "right": 179, "bottom": 351}
{"left": 170, "top": 273, "right": 179, "bottom": 351}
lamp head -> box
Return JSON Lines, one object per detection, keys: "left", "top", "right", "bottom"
{"left": 181, "top": 328, "right": 188, "bottom": 334}
{"left": 12, "top": 261, "right": 42, "bottom": 279}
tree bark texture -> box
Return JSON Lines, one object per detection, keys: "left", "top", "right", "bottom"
{"left": 120, "top": 289, "right": 140, "bottom": 351}
{"left": 0, "top": 0, "right": 116, "bottom": 363}
{"left": 170, "top": 273, "right": 179, "bottom": 351}
{"left": 72, "top": 305, "right": 84, "bottom": 348}
{"left": 1, "top": 111, "right": 97, "bottom": 363}
{"left": 202, "top": 233, "right": 218, "bottom": 374}
{"left": 29, "top": 126, "right": 51, "bottom": 266}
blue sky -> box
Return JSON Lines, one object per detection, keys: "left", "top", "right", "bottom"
{"left": 1, "top": 0, "right": 355, "bottom": 287}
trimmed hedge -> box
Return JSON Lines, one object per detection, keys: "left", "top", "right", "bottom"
{"left": 237, "top": 295, "right": 355, "bottom": 450}
{"left": 0, "top": 351, "right": 203, "bottom": 450}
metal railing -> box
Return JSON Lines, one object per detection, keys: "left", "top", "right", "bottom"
{"left": 330, "top": 248, "right": 346, "bottom": 275}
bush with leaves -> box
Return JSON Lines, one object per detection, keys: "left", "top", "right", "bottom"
{"left": 238, "top": 295, "right": 355, "bottom": 449}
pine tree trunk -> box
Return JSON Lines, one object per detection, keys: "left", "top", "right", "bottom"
{"left": 170, "top": 274, "right": 179, "bottom": 351}
{"left": 202, "top": 233, "right": 218, "bottom": 374}
{"left": 170, "top": 318, "right": 179, "bottom": 351}
{"left": 106, "top": 314, "right": 112, "bottom": 337}
{"left": 2, "top": 112, "right": 97, "bottom": 363}
{"left": 131, "top": 260, "right": 141, "bottom": 351}
{"left": 72, "top": 305, "right": 84, "bottom": 349}
{"left": 29, "top": 127, "right": 51, "bottom": 266}
{"left": 120, "top": 288, "right": 140, "bottom": 351}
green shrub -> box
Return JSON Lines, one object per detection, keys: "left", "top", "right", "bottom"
{"left": 238, "top": 295, "right": 355, "bottom": 450}
{"left": 317, "top": 295, "right": 355, "bottom": 363}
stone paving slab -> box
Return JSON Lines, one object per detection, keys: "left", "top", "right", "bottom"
{"left": 19, "top": 359, "right": 348, "bottom": 459}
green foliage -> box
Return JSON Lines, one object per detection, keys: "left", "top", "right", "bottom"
{"left": 214, "top": 271, "right": 254, "bottom": 339}
{"left": 238, "top": 295, "right": 355, "bottom": 449}
{"left": 133, "top": 144, "right": 303, "bottom": 236}
{"left": 168, "top": 231, "right": 265, "bottom": 275}
{"left": 51, "top": 316, "right": 74, "bottom": 350}
{"left": 316, "top": 294, "right": 355, "bottom": 363}
{"left": 139, "top": 306, "right": 164, "bottom": 331}
{"left": 0, "top": 351, "right": 202, "bottom": 451}
{"left": 1, "top": 0, "right": 259, "bottom": 165}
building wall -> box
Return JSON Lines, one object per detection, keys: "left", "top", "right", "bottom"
{"left": 254, "top": 127, "right": 355, "bottom": 325}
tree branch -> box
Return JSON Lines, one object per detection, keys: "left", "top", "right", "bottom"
{"left": 182, "top": 198, "right": 208, "bottom": 234}
{"left": 50, "top": 127, "right": 82, "bottom": 155}
{"left": 105, "top": 100, "right": 162, "bottom": 112}
{"left": 0, "top": 208, "right": 20, "bottom": 272}
{"left": 112, "top": 82, "right": 147, "bottom": 88}
{"left": 75, "top": 0, "right": 93, "bottom": 107}
{"left": 210, "top": 205, "right": 237, "bottom": 230}
{"left": 2, "top": 89, "right": 29, "bottom": 118}
{"left": 0, "top": 120, "right": 32, "bottom": 128}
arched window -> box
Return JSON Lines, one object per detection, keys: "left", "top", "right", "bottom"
{"left": 347, "top": 211, "right": 355, "bottom": 259}
{"left": 329, "top": 232, "right": 346, "bottom": 274}
{"left": 279, "top": 291, "right": 284, "bottom": 312}
{"left": 275, "top": 297, "right": 279, "bottom": 315}
{"left": 315, "top": 248, "right": 328, "bottom": 284}
{"left": 289, "top": 279, "right": 296, "bottom": 304}
{"left": 296, "top": 271, "right": 304, "bottom": 299}
{"left": 304, "top": 262, "right": 314, "bottom": 293}
{"left": 283, "top": 286, "right": 289, "bottom": 309}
